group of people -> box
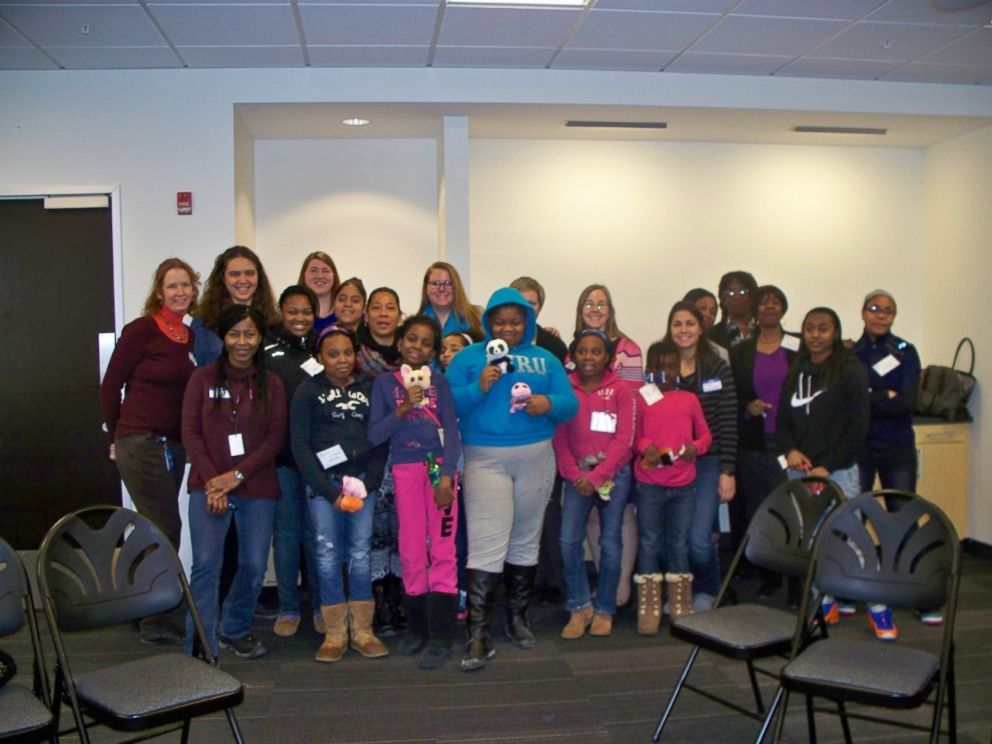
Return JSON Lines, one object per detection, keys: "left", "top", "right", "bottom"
{"left": 100, "top": 247, "right": 928, "bottom": 675}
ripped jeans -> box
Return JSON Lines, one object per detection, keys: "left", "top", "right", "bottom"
{"left": 307, "top": 487, "right": 378, "bottom": 606}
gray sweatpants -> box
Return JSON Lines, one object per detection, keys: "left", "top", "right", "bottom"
{"left": 462, "top": 440, "right": 556, "bottom": 573}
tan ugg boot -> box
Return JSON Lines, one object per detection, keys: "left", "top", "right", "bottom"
{"left": 348, "top": 600, "right": 389, "bottom": 658}
{"left": 314, "top": 603, "right": 348, "bottom": 663}
{"left": 561, "top": 605, "right": 594, "bottom": 640}
{"left": 589, "top": 612, "right": 613, "bottom": 637}
{"left": 635, "top": 574, "right": 663, "bottom": 635}
{"left": 666, "top": 573, "right": 694, "bottom": 621}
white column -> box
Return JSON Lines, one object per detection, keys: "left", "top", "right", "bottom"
{"left": 438, "top": 115, "right": 471, "bottom": 294}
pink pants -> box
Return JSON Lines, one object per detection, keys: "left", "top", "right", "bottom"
{"left": 392, "top": 461, "right": 459, "bottom": 596}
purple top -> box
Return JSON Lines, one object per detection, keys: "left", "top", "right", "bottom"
{"left": 753, "top": 347, "right": 790, "bottom": 436}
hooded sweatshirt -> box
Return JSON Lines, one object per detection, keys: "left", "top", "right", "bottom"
{"left": 446, "top": 287, "right": 578, "bottom": 447}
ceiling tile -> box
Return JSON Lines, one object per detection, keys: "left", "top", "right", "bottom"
{"left": 438, "top": 7, "right": 579, "bottom": 47}
{"left": 813, "top": 20, "right": 975, "bottom": 61}
{"left": 923, "top": 28, "right": 992, "bottom": 65}
{"left": 734, "top": 0, "right": 887, "bottom": 20}
{"left": 46, "top": 45, "right": 181, "bottom": 69}
{"left": 553, "top": 47, "right": 677, "bottom": 70}
{"left": 0, "top": 46, "right": 58, "bottom": 68}
{"left": 691, "top": 16, "right": 850, "bottom": 56}
{"left": 593, "top": 0, "right": 734, "bottom": 11}
{"left": 300, "top": 4, "right": 438, "bottom": 45}
{"left": 180, "top": 45, "right": 303, "bottom": 68}
{"left": 665, "top": 51, "right": 793, "bottom": 75}
{"left": 433, "top": 45, "right": 555, "bottom": 67}
{"left": 308, "top": 44, "right": 429, "bottom": 66}
{"left": 779, "top": 56, "right": 904, "bottom": 79}
{"left": 300, "top": 0, "right": 438, "bottom": 5}
{"left": 866, "top": 0, "right": 992, "bottom": 26}
{"left": 569, "top": 11, "right": 717, "bottom": 52}
{"left": 883, "top": 61, "right": 992, "bottom": 84}
{"left": 149, "top": 3, "right": 299, "bottom": 46}
{"left": 0, "top": 4, "right": 164, "bottom": 47}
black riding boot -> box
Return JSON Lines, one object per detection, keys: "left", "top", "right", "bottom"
{"left": 504, "top": 563, "right": 537, "bottom": 649}
{"left": 397, "top": 594, "right": 429, "bottom": 655}
{"left": 461, "top": 569, "right": 500, "bottom": 672}
{"left": 420, "top": 592, "right": 458, "bottom": 670}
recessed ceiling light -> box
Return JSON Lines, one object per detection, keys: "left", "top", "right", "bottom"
{"left": 794, "top": 125, "right": 887, "bottom": 135}
{"left": 447, "top": 0, "right": 589, "bottom": 7}
{"left": 565, "top": 120, "right": 668, "bottom": 129}
{"left": 341, "top": 117, "right": 371, "bottom": 127}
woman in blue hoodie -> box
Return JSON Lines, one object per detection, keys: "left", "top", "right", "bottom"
{"left": 447, "top": 287, "right": 578, "bottom": 672}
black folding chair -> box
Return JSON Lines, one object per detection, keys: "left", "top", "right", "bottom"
{"left": 770, "top": 490, "right": 960, "bottom": 744}
{"left": 652, "top": 476, "right": 845, "bottom": 741}
{"left": 37, "top": 506, "right": 245, "bottom": 744}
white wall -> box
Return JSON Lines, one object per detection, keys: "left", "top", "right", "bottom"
{"left": 470, "top": 139, "right": 924, "bottom": 352}
{"left": 923, "top": 124, "right": 992, "bottom": 543}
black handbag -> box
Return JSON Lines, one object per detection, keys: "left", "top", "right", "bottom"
{"left": 917, "top": 337, "right": 976, "bottom": 422}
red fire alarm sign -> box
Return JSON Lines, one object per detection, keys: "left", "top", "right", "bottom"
{"left": 177, "top": 192, "right": 192, "bottom": 215}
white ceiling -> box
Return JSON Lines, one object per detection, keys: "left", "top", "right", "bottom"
{"left": 1, "top": 0, "right": 991, "bottom": 85}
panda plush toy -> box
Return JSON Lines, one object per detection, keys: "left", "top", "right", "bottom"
{"left": 485, "top": 339, "right": 515, "bottom": 374}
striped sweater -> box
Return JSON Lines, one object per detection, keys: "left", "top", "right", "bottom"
{"left": 682, "top": 354, "right": 738, "bottom": 475}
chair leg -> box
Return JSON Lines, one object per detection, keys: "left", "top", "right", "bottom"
{"left": 837, "top": 700, "right": 852, "bottom": 744}
{"left": 754, "top": 686, "right": 785, "bottom": 744}
{"left": 745, "top": 660, "right": 766, "bottom": 714}
{"left": 180, "top": 718, "right": 191, "bottom": 744}
{"left": 652, "top": 645, "right": 701, "bottom": 742}
{"left": 225, "top": 708, "right": 246, "bottom": 744}
{"left": 770, "top": 689, "right": 791, "bottom": 744}
{"left": 805, "top": 694, "right": 817, "bottom": 744}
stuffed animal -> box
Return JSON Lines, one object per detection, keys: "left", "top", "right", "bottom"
{"left": 400, "top": 363, "right": 432, "bottom": 407}
{"left": 486, "top": 339, "right": 515, "bottom": 374}
{"left": 338, "top": 475, "right": 368, "bottom": 512}
{"left": 509, "top": 381, "right": 532, "bottom": 413}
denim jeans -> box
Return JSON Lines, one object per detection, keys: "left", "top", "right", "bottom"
{"left": 689, "top": 455, "right": 721, "bottom": 595}
{"left": 273, "top": 466, "right": 320, "bottom": 616}
{"left": 858, "top": 443, "right": 917, "bottom": 492}
{"left": 560, "top": 465, "right": 632, "bottom": 614}
{"left": 634, "top": 481, "right": 694, "bottom": 575}
{"left": 308, "top": 487, "right": 378, "bottom": 606}
{"left": 787, "top": 463, "right": 861, "bottom": 501}
{"left": 185, "top": 491, "right": 277, "bottom": 656}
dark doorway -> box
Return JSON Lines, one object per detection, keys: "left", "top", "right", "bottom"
{"left": 0, "top": 197, "right": 120, "bottom": 549}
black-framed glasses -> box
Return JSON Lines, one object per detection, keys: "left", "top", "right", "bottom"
{"left": 724, "top": 289, "right": 750, "bottom": 298}
{"left": 866, "top": 304, "right": 895, "bottom": 316}
{"left": 428, "top": 280, "right": 453, "bottom": 288}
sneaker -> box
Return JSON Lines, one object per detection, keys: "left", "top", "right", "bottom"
{"left": 867, "top": 605, "right": 898, "bottom": 642}
{"left": 219, "top": 633, "right": 268, "bottom": 659}
{"left": 691, "top": 593, "right": 714, "bottom": 613}
{"left": 919, "top": 610, "right": 944, "bottom": 626}
{"left": 820, "top": 598, "right": 840, "bottom": 626}
{"left": 273, "top": 614, "right": 300, "bottom": 638}
{"left": 457, "top": 590, "right": 468, "bottom": 622}
{"left": 838, "top": 600, "right": 857, "bottom": 617}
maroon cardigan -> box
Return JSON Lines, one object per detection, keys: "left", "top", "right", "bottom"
{"left": 181, "top": 362, "right": 286, "bottom": 499}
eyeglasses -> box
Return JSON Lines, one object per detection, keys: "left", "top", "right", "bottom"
{"left": 583, "top": 301, "right": 609, "bottom": 311}
{"left": 866, "top": 304, "right": 895, "bottom": 316}
{"left": 428, "top": 280, "right": 453, "bottom": 289}
{"left": 724, "top": 289, "right": 750, "bottom": 298}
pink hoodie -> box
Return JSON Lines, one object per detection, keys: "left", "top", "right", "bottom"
{"left": 634, "top": 389, "right": 711, "bottom": 488}
{"left": 552, "top": 368, "right": 636, "bottom": 489}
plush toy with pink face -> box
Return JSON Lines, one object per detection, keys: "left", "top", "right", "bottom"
{"left": 400, "top": 363, "right": 432, "bottom": 408}
{"left": 509, "top": 381, "right": 532, "bottom": 413}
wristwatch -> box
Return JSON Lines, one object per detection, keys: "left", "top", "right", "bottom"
{"left": 234, "top": 469, "right": 245, "bottom": 482}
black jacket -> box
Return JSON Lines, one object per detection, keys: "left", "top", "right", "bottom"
{"left": 264, "top": 325, "right": 318, "bottom": 467}
{"left": 730, "top": 334, "right": 799, "bottom": 452}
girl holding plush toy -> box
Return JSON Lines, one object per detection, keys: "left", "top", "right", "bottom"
{"left": 446, "top": 288, "right": 578, "bottom": 672}
{"left": 290, "top": 325, "right": 389, "bottom": 663}
{"left": 368, "top": 315, "right": 463, "bottom": 669}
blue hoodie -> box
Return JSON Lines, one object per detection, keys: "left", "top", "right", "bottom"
{"left": 447, "top": 287, "right": 578, "bottom": 447}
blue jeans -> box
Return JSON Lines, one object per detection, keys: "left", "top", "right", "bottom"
{"left": 634, "top": 481, "right": 694, "bottom": 575}
{"left": 308, "top": 487, "right": 378, "bottom": 606}
{"left": 185, "top": 491, "right": 277, "bottom": 656}
{"left": 273, "top": 466, "right": 320, "bottom": 616}
{"left": 689, "top": 456, "right": 721, "bottom": 595}
{"left": 858, "top": 443, "right": 917, "bottom": 492}
{"left": 560, "top": 465, "right": 631, "bottom": 614}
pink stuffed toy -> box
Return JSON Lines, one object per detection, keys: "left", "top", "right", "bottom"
{"left": 509, "top": 381, "right": 532, "bottom": 413}
{"left": 400, "top": 363, "right": 432, "bottom": 408}
{"left": 338, "top": 475, "right": 368, "bottom": 512}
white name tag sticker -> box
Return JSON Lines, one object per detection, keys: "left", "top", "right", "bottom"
{"left": 228, "top": 433, "right": 245, "bottom": 457}
{"left": 209, "top": 387, "right": 231, "bottom": 399}
{"left": 778, "top": 454, "right": 789, "bottom": 470}
{"left": 780, "top": 335, "right": 800, "bottom": 352}
{"left": 638, "top": 383, "right": 663, "bottom": 406}
{"left": 316, "top": 444, "right": 347, "bottom": 470}
{"left": 438, "top": 429, "right": 445, "bottom": 448}
{"left": 301, "top": 357, "right": 324, "bottom": 376}
{"left": 702, "top": 378, "right": 723, "bottom": 393}
{"left": 590, "top": 411, "right": 618, "bottom": 433}
{"left": 873, "top": 354, "right": 900, "bottom": 377}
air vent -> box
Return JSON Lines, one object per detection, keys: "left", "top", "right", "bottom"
{"left": 564, "top": 120, "right": 668, "bottom": 129}
{"left": 794, "top": 126, "right": 887, "bottom": 136}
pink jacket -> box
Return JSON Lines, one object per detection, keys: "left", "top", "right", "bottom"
{"left": 552, "top": 369, "right": 635, "bottom": 489}
{"left": 634, "top": 389, "right": 711, "bottom": 487}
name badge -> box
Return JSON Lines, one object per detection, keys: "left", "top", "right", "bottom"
{"left": 873, "top": 354, "right": 900, "bottom": 377}
{"left": 438, "top": 429, "right": 445, "bottom": 448}
{"left": 301, "top": 357, "right": 324, "bottom": 376}
{"left": 209, "top": 387, "right": 231, "bottom": 399}
{"left": 228, "top": 433, "right": 245, "bottom": 457}
{"left": 638, "top": 383, "right": 663, "bottom": 406}
{"left": 780, "top": 334, "right": 800, "bottom": 352}
{"left": 702, "top": 378, "right": 723, "bottom": 393}
{"left": 590, "top": 411, "right": 617, "bottom": 433}
{"left": 316, "top": 444, "right": 347, "bottom": 470}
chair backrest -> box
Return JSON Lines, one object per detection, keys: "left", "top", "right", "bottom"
{"left": 37, "top": 506, "right": 184, "bottom": 631}
{"left": 745, "top": 476, "right": 846, "bottom": 579}
{"left": 0, "top": 537, "right": 27, "bottom": 637}
{"left": 814, "top": 490, "right": 958, "bottom": 610}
